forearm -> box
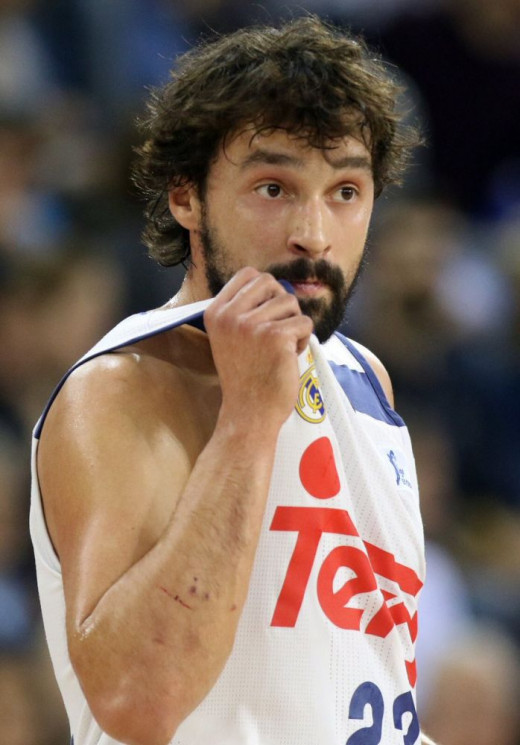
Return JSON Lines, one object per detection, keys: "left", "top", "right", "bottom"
{"left": 70, "top": 418, "right": 279, "bottom": 744}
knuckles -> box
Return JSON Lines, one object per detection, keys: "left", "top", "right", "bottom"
{"left": 204, "top": 271, "right": 303, "bottom": 337}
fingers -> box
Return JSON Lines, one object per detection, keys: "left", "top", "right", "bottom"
{"left": 204, "top": 267, "right": 313, "bottom": 357}
{"left": 207, "top": 266, "right": 263, "bottom": 303}
{"left": 203, "top": 268, "right": 313, "bottom": 426}
{"left": 205, "top": 267, "right": 307, "bottom": 331}
{"left": 211, "top": 267, "right": 288, "bottom": 312}
{"left": 245, "top": 290, "right": 302, "bottom": 325}
{"left": 279, "top": 314, "right": 313, "bottom": 355}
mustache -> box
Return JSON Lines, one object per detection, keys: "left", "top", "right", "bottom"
{"left": 266, "top": 258, "right": 346, "bottom": 294}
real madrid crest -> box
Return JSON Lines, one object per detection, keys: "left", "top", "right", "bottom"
{"left": 296, "top": 362, "right": 326, "bottom": 423}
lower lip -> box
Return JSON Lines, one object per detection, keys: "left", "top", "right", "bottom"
{"left": 290, "top": 281, "right": 327, "bottom": 296}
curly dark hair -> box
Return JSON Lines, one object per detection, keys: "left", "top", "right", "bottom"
{"left": 133, "top": 15, "right": 420, "bottom": 267}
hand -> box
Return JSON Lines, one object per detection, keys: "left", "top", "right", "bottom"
{"left": 204, "top": 267, "right": 313, "bottom": 430}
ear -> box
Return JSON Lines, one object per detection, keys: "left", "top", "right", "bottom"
{"left": 168, "top": 184, "right": 202, "bottom": 231}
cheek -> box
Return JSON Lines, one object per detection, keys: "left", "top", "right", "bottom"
{"left": 234, "top": 199, "right": 289, "bottom": 245}
{"left": 345, "top": 204, "right": 373, "bottom": 245}
{"left": 353, "top": 199, "right": 374, "bottom": 227}
{"left": 333, "top": 209, "right": 370, "bottom": 242}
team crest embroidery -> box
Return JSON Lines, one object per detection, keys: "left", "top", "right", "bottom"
{"left": 296, "top": 363, "right": 326, "bottom": 423}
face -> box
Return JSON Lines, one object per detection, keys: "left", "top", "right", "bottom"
{"left": 180, "top": 128, "right": 375, "bottom": 342}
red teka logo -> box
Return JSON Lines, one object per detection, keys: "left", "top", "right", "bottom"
{"left": 269, "top": 436, "right": 423, "bottom": 687}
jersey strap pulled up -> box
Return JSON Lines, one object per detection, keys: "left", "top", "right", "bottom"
{"left": 30, "top": 301, "right": 425, "bottom": 745}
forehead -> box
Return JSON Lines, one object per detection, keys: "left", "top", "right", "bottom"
{"left": 217, "top": 126, "right": 373, "bottom": 172}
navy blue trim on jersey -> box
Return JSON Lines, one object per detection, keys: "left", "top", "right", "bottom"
{"left": 331, "top": 332, "right": 405, "bottom": 427}
{"left": 34, "top": 310, "right": 206, "bottom": 440}
{"left": 35, "top": 311, "right": 403, "bottom": 440}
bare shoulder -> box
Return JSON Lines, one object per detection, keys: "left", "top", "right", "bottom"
{"left": 40, "top": 345, "right": 185, "bottom": 452}
{"left": 40, "top": 325, "right": 217, "bottom": 462}
{"left": 348, "top": 339, "right": 395, "bottom": 408}
{"left": 37, "top": 340, "right": 203, "bottom": 597}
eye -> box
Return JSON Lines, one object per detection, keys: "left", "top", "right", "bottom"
{"left": 333, "top": 185, "right": 358, "bottom": 202}
{"left": 256, "top": 183, "right": 284, "bottom": 199}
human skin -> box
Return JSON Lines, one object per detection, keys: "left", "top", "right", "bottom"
{"left": 37, "top": 128, "right": 391, "bottom": 745}
{"left": 171, "top": 127, "right": 375, "bottom": 311}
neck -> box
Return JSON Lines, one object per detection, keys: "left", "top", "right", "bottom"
{"left": 163, "top": 271, "right": 212, "bottom": 310}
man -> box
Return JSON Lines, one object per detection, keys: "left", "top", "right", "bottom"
{"left": 30, "top": 16, "right": 433, "bottom": 745}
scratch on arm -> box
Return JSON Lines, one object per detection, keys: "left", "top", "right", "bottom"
{"left": 159, "top": 585, "right": 193, "bottom": 610}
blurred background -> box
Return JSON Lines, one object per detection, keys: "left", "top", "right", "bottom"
{"left": 0, "top": 0, "right": 518, "bottom": 743}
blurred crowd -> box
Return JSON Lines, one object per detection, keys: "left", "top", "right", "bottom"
{"left": 0, "top": 0, "right": 518, "bottom": 743}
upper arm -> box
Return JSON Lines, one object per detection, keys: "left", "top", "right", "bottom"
{"left": 37, "top": 353, "right": 192, "bottom": 631}
{"left": 349, "top": 340, "right": 395, "bottom": 409}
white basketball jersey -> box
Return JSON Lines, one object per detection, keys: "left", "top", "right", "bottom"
{"left": 30, "top": 302, "right": 425, "bottom": 745}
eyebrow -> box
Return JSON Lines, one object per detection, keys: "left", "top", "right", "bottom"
{"left": 239, "top": 148, "right": 372, "bottom": 172}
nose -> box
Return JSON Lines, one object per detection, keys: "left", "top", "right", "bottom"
{"left": 287, "top": 198, "right": 331, "bottom": 259}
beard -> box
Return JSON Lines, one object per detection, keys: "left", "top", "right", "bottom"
{"left": 199, "top": 207, "right": 367, "bottom": 343}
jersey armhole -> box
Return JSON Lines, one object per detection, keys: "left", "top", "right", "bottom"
{"left": 334, "top": 332, "right": 405, "bottom": 427}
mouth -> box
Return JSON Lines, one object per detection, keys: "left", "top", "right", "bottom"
{"left": 286, "top": 279, "right": 328, "bottom": 296}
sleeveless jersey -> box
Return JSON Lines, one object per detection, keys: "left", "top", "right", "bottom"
{"left": 30, "top": 301, "right": 425, "bottom": 745}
